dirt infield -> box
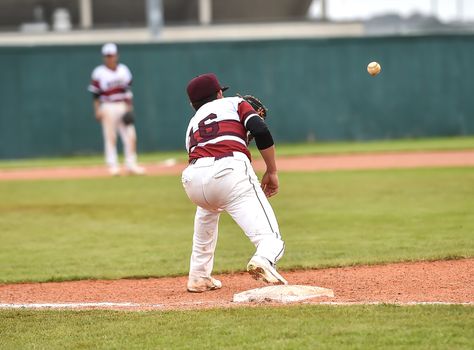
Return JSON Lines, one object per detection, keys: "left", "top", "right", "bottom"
{"left": 0, "top": 259, "right": 472, "bottom": 310}
{"left": 0, "top": 151, "right": 472, "bottom": 310}
{"left": 1, "top": 150, "right": 473, "bottom": 181}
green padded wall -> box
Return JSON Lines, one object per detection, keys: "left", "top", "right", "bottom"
{"left": 1, "top": 35, "right": 473, "bottom": 159}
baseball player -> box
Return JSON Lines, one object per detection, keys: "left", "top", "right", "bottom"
{"left": 88, "top": 43, "right": 145, "bottom": 176}
{"left": 182, "top": 73, "right": 287, "bottom": 293}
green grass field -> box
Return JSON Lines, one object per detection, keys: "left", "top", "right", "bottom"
{"left": 1, "top": 138, "right": 473, "bottom": 349}
{"left": 1, "top": 306, "right": 473, "bottom": 350}
{"left": 0, "top": 167, "right": 472, "bottom": 283}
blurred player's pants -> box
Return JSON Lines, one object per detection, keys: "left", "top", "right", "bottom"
{"left": 181, "top": 152, "right": 285, "bottom": 281}
{"left": 100, "top": 101, "right": 138, "bottom": 170}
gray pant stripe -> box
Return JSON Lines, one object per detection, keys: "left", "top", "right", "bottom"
{"left": 245, "top": 162, "right": 278, "bottom": 238}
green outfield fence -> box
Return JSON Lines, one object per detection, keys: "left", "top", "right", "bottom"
{"left": 1, "top": 34, "right": 473, "bottom": 159}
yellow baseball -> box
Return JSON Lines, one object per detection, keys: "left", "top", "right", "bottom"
{"left": 367, "top": 61, "right": 381, "bottom": 76}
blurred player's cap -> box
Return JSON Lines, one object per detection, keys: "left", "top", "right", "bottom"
{"left": 186, "top": 73, "right": 229, "bottom": 103}
{"left": 101, "top": 43, "right": 118, "bottom": 56}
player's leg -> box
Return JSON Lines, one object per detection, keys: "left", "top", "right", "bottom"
{"left": 100, "top": 103, "right": 119, "bottom": 175}
{"left": 182, "top": 164, "right": 222, "bottom": 292}
{"left": 222, "top": 159, "right": 286, "bottom": 284}
{"left": 187, "top": 206, "right": 222, "bottom": 292}
{"left": 117, "top": 107, "right": 144, "bottom": 175}
{"left": 202, "top": 157, "right": 285, "bottom": 265}
{"left": 118, "top": 123, "right": 141, "bottom": 172}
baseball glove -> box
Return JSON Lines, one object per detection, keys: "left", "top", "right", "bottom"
{"left": 238, "top": 94, "right": 268, "bottom": 144}
{"left": 122, "top": 111, "right": 135, "bottom": 125}
{"left": 238, "top": 94, "right": 267, "bottom": 119}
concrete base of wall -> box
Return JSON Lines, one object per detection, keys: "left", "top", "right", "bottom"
{"left": 0, "top": 21, "right": 364, "bottom": 46}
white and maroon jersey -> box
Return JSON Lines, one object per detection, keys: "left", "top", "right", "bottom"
{"left": 185, "top": 97, "right": 260, "bottom": 162}
{"left": 88, "top": 63, "right": 133, "bottom": 103}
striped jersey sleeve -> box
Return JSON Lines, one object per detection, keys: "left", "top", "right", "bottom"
{"left": 237, "top": 100, "right": 259, "bottom": 127}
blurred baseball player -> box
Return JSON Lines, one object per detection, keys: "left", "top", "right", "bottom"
{"left": 182, "top": 73, "right": 287, "bottom": 293}
{"left": 88, "top": 43, "right": 145, "bottom": 176}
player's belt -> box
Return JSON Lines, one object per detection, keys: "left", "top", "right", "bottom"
{"left": 189, "top": 152, "right": 235, "bottom": 165}
{"left": 102, "top": 99, "right": 128, "bottom": 103}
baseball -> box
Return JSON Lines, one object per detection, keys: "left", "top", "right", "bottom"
{"left": 367, "top": 61, "right": 381, "bottom": 76}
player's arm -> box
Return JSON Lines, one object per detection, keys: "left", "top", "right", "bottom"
{"left": 92, "top": 94, "right": 102, "bottom": 121}
{"left": 124, "top": 66, "right": 134, "bottom": 111}
{"left": 246, "top": 116, "right": 278, "bottom": 197}
{"left": 259, "top": 146, "right": 279, "bottom": 197}
{"left": 88, "top": 76, "right": 103, "bottom": 121}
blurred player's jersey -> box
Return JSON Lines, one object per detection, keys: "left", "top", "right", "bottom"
{"left": 185, "top": 97, "right": 259, "bottom": 162}
{"left": 88, "top": 64, "right": 133, "bottom": 103}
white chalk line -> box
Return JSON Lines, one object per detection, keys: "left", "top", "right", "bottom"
{"left": 305, "top": 301, "right": 474, "bottom": 306}
{"left": 0, "top": 300, "right": 472, "bottom": 310}
{"left": 0, "top": 302, "right": 158, "bottom": 309}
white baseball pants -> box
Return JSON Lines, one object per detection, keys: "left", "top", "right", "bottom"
{"left": 181, "top": 152, "right": 285, "bottom": 281}
{"left": 99, "top": 101, "right": 138, "bottom": 170}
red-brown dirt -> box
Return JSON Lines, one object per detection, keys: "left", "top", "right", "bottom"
{"left": 0, "top": 259, "right": 472, "bottom": 310}
{"left": 0, "top": 151, "right": 472, "bottom": 310}
{"left": 1, "top": 150, "right": 473, "bottom": 181}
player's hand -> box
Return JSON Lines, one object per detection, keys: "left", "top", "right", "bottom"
{"left": 261, "top": 171, "right": 279, "bottom": 198}
{"left": 94, "top": 109, "right": 103, "bottom": 121}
